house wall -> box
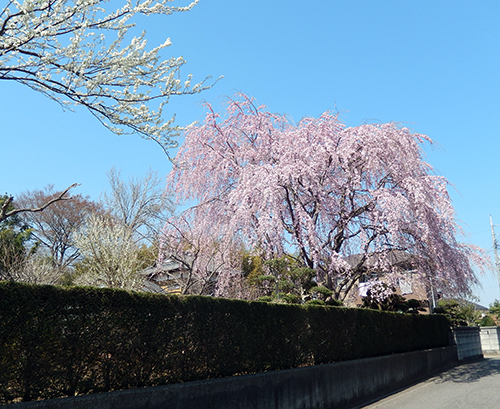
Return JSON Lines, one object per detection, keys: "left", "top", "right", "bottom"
{"left": 8, "top": 346, "right": 458, "bottom": 409}
{"left": 344, "top": 273, "right": 431, "bottom": 311}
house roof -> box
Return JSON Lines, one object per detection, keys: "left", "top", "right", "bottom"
{"left": 141, "top": 280, "right": 166, "bottom": 294}
{"left": 344, "top": 249, "right": 414, "bottom": 270}
{"left": 470, "top": 301, "right": 489, "bottom": 311}
{"left": 138, "top": 259, "right": 182, "bottom": 276}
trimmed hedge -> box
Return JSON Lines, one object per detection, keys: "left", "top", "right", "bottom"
{"left": 0, "top": 281, "right": 449, "bottom": 404}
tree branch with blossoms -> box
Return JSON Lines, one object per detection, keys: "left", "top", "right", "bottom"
{"left": 0, "top": 0, "right": 219, "bottom": 152}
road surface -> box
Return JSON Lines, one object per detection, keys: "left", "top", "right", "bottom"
{"left": 361, "top": 357, "right": 500, "bottom": 409}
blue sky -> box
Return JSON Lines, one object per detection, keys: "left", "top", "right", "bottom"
{"left": 2, "top": 1, "right": 500, "bottom": 306}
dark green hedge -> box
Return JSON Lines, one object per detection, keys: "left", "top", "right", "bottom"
{"left": 0, "top": 281, "right": 449, "bottom": 404}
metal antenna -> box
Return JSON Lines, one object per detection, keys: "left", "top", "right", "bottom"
{"left": 490, "top": 215, "right": 500, "bottom": 294}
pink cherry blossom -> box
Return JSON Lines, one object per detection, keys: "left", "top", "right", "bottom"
{"left": 166, "top": 93, "right": 488, "bottom": 301}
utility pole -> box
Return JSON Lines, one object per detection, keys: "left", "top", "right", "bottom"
{"left": 490, "top": 215, "right": 500, "bottom": 294}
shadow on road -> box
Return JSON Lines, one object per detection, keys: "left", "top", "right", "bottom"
{"left": 432, "top": 357, "right": 500, "bottom": 384}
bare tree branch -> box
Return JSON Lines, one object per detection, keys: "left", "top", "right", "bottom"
{"left": 0, "top": 183, "right": 78, "bottom": 223}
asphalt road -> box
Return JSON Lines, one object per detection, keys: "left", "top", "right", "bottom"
{"left": 361, "top": 356, "right": 500, "bottom": 409}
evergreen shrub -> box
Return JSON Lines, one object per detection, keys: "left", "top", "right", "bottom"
{"left": 0, "top": 281, "right": 450, "bottom": 403}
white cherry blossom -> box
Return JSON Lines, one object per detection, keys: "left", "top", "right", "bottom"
{"left": 0, "top": 0, "right": 217, "bottom": 151}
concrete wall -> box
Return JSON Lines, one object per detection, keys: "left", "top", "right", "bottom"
{"left": 6, "top": 346, "right": 458, "bottom": 409}
{"left": 480, "top": 326, "right": 500, "bottom": 355}
{"left": 452, "top": 326, "right": 483, "bottom": 360}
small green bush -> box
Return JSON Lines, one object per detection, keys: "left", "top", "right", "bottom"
{"left": 257, "top": 295, "right": 274, "bottom": 302}
{"left": 280, "top": 293, "right": 301, "bottom": 304}
{"left": 479, "top": 315, "right": 496, "bottom": 327}
{"left": 305, "top": 299, "right": 326, "bottom": 306}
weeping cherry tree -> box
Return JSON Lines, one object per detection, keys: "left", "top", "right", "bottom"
{"left": 167, "top": 94, "right": 488, "bottom": 301}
